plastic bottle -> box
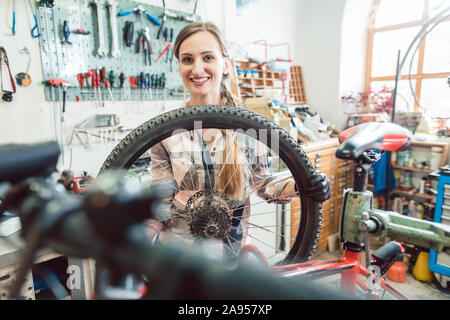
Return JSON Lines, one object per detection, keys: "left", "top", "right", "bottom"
{"left": 407, "top": 200, "right": 416, "bottom": 217}
{"left": 387, "top": 260, "right": 407, "bottom": 283}
{"left": 391, "top": 151, "right": 397, "bottom": 165}
{"left": 416, "top": 203, "right": 424, "bottom": 219}
{"left": 412, "top": 251, "right": 433, "bottom": 283}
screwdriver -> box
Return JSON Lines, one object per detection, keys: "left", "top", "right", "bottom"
{"left": 96, "top": 69, "right": 104, "bottom": 107}
{"left": 119, "top": 71, "right": 125, "bottom": 100}
{"left": 146, "top": 73, "right": 152, "bottom": 99}
{"left": 87, "top": 70, "right": 97, "bottom": 108}
{"left": 109, "top": 70, "right": 116, "bottom": 88}
{"left": 77, "top": 73, "right": 86, "bottom": 100}
{"left": 101, "top": 67, "right": 114, "bottom": 102}
{"left": 139, "top": 72, "right": 146, "bottom": 89}
{"left": 119, "top": 71, "right": 125, "bottom": 88}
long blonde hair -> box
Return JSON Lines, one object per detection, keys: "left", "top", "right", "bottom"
{"left": 174, "top": 21, "right": 243, "bottom": 198}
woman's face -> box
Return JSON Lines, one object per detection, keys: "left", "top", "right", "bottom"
{"left": 178, "top": 31, "right": 229, "bottom": 104}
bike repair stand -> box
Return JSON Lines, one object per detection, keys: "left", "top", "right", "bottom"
{"left": 273, "top": 151, "right": 408, "bottom": 300}
{"left": 339, "top": 151, "right": 405, "bottom": 299}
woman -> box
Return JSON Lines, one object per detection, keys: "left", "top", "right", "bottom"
{"left": 147, "top": 21, "right": 329, "bottom": 256}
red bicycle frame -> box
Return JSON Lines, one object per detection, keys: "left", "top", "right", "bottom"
{"left": 271, "top": 249, "right": 409, "bottom": 300}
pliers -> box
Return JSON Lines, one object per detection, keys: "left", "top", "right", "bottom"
{"left": 137, "top": 27, "right": 152, "bottom": 65}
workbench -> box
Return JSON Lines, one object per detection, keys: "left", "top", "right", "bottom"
{"left": 0, "top": 217, "right": 94, "bottom": 300}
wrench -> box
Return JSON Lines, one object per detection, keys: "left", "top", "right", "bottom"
{"left": 93, "top": 0, "right": 107, "bottom": 57}
{"left": 106, "top": 0, "right": 120, "bottom": 58}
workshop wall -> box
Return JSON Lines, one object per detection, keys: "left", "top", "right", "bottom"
{"left": 293, "top": 0, "right": 346, "bottom": 130}
{"left": 1, "top": 0, "right": 373, "bottom": 175}
{"left": 294, "top": 0, "right": 372, "bottom": 131}
{"left": 0, "top": 0, "right": 307, "bottom": 177}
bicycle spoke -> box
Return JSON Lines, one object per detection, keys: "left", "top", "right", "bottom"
{"left": 224, "top": 235, "right": 239, "bottom": 256}
{"left": 245, "top": 222, "right": 297, "bottom": 242}
{"left": 231, "top": 208, "right": 300, "bottom": 221}
{"left": 227, "top": 225, "right": 288, "bottom": 253}
{"left": 247, "top": 223, "right": 299, "bottom": 229}
{"left": 232, "top": 189, "right": 301, "bottom": 212}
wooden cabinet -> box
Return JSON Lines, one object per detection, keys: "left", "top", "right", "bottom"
{"left": 290, "top": 138, "right": 354, "bottom": 252}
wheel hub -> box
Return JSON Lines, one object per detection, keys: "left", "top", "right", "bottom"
{"left": 185, "top": 190, "right": 232, "bottom": 240}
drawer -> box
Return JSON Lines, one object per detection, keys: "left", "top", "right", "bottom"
{"left": 441, "top": 215, "right": 450, "bottom": 226}
{"left": 444, "top": 195, "right": 450, "bottom": 206}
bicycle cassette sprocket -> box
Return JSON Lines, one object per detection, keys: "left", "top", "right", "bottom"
{"left": 184, "top": 190, "right": 232, "bottom": 240}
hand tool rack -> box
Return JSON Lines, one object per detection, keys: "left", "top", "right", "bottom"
{"left": 36, "top": 0, "right": 200, "bottom": 103}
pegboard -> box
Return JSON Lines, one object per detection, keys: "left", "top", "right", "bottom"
{"left": 36, "top": 0, "right": 200, "bottom": 102}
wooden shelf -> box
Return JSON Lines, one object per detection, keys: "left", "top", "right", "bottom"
{"left": 392, "top": 165, "right": 433, "bottom": 173}
{"left": 289, "top": 65, "right": 306, "bottom": 104}
{"left": 391, "top": 188, "right": 435, "bottom": 200}
{"left": 232, "top": 60, "right": 300, "bottom": 103}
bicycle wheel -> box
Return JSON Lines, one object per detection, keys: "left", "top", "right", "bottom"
{"left": 99, "top": 105, "right": 322, "bottom": 265}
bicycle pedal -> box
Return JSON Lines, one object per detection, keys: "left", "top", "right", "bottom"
{"left": 370, "top": 241, "right": 404, "bottom": 276}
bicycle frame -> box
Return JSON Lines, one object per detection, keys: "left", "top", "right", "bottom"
{"left": 271, "top": 183, "right": 450, "bottom": 300}
{"left": 272, "top": 250, "right": 408, "bottom": 300}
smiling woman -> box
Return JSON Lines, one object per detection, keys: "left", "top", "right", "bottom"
{"left": 173, "top": 21, "right": 239, "bottom": 107}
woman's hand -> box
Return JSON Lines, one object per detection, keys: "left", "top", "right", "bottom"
{"left": 305, "top": 172, "right": 330, "bottom": 202}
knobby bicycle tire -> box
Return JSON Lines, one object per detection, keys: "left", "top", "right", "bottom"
{"left": 99, "top": 105, "right": 322, "bottom": 264}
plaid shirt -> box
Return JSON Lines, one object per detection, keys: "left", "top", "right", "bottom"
{"left": 150, "top": 128, "right": 294, "bottom": 245}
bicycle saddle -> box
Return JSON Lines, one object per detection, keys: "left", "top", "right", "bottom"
{"left": 0, "top": 141, "right": 60, "bottom": 183}
{"left": 336, "top": 122, "right": 410, "bottom": 160}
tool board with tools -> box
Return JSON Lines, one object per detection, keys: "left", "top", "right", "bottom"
{"left": 37, "top": 0, "right": 200, "bottom": 105}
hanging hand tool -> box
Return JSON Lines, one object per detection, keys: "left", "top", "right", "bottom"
{"left": 62, "top": 20, "right": 72, "bottom": 44}
{"left": 161, "top": 72, "right": 166, "bottom": 100}
{"left": 96, "top": 69, "right": 104, "bottom": 107}
{"left": 101, "top": 67, "right": 114, "bottom": 102}
{"left": 86, "top": 70, "right": 94, "bottom": 106}
{"left": 161, "top": 26, "right": 169, "bottom": 59}
{"left": 119, "top": 71, "right": 125, "bottom": 100}
{"left": 73, "top": 28, "right": 90, "bottom": 35}
{"left": 42, "top": 78, "right": 69, "bottom": 165}
{"left": 0, "top": 47, "right": 17, "bottom": 102}
{"left": 61, "top": 83, "right": 68, "bottom": 114}
{"left": 109, "top": 70, "right": 116, "bottom": 88}
{"left": 157, "top": 0, "right": 167, "bottom": 40}
{"left": 118, "top": 5, "right": 161, "bottom": 26}
{"left": 106, "top": 0, "right": 121, "bottom": 58}
{"left": 77, "top": 72, "right": 86, "bottom": 100}
{"left": 15, "top": 47, "right": 32, "bottom": 87}
{"left": 145, "top": 73, "right": 152, "bottom": 99}
{"left": 11, "top": 0, "right": 16, "bottom": 36}
{"left": 88, "top": 69, "right": 100, "bottom": 108}
{"left": 28, "top": 0, "right": 41, "bottom": 38}
{"left": 123, "top": 21, "right": 134, "bottom": 47}
{"left": 155, "top": 42, "right": 171, "bottom": 64}
{"left": 139, "top": 72, "right": 146, "bottom": 101}
{"left": 119, "top": 72, "right": 125, "bottom": 88}
{"left": 169, "top": 28, "right": 174, "bottom": 71}
{"left": 92, "top": 0, "right": 107, "bottom": 57}
{"left": 137, "top": 28, "right": 152, "bottom": 66}
{"left": 151, "top": 74, "right": 158, "bottom": 98}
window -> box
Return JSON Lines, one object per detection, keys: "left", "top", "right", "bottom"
{"left": 365, "top": 0, "right": 450, "bottom": 131}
